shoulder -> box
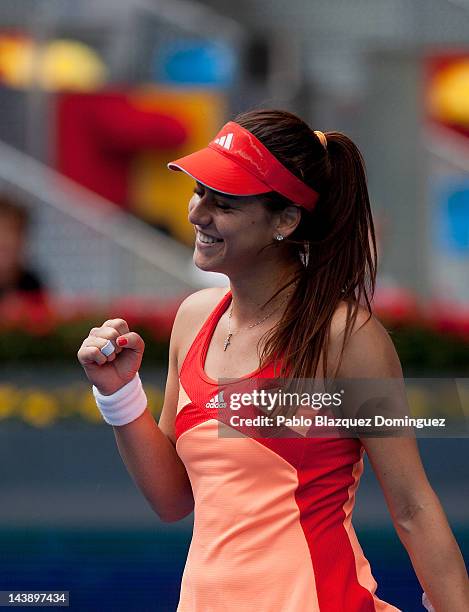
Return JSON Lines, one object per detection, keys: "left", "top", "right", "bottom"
{"left": 171, "top": 286, "right": 230, "bottom": 367}
{"left": 329, "top": 300, "right": 383, "bottom": 343}
{"left": 329, "top": 300, "right": 403, "bottom": 378}
{"left": 175, "top": 286, "right": 229, "bottom": 325}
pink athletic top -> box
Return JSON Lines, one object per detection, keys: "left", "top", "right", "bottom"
{"left": 175, "top": 290, "right": 401, "bottom": 612}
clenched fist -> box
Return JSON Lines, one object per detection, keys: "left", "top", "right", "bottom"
{"left": 77, "top": 318, "right": 145, "bottom": 395}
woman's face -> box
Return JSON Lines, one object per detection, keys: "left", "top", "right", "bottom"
{"left": 188, "top": 182, "right": 278, "bottom": 275}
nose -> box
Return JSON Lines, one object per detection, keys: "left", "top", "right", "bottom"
{"left": 188, "top": 194, "right": 212, "bottom": 228}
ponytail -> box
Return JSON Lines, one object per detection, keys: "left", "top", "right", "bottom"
{"left": 234, "top": 110, "right": 377, "bottom": 384}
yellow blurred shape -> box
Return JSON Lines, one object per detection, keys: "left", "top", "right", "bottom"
{"left": 428, "top": 59, "right": 469, "bottom": 126}
{"left": 129, "top": 87, "right": 226, "bottom": 245}
{"left": 145, "top": 384, "right": 165, "bottom": 417}
{"left": 0, "top": 35, "right": 107, "bottom": 91}
{"left": 58, "top": 384, "right": 88, "bottom": 418}
{"left": 78, "top": 390, "right": 103, "bottom": 423}
{"left": 0, "top": 383, "right": 166, "bottom": 424}
{"left": 40, "top": 39, "right": 108, "bottom": 91}
{"left": 0, "top": 35, "right": 35, "bottom": 88}
{"left": 0, "top": 384, "right": 20, "bottom": 419}
{"left": 404, "top": 384, "right": 429, "bottom": 417}
{"left": 21, "top": 390, "right": 59, "bottom": 427}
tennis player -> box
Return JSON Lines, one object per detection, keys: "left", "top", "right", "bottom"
{"left": 78, "top": 109, "right": 469, "bottom": 611}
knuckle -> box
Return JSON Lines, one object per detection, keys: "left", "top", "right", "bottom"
{"left": 113, "top": 318, "right": 128, "bottom": 327}
{"left": 104, "top": 318, "right": 128, "bottom": 330}
{"left": 102, "top": 326, "right": 119, "bottom": 337}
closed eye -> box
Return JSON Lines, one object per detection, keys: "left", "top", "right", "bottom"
{"left": 193, "top": 183, "right": 236, "bottom": 210}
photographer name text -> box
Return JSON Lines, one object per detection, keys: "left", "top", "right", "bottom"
{"left": 229, "top": 415, "right": 446, "bottom": 429}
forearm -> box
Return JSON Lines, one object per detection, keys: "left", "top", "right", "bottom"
{"left": 394, "top": 488, "right": 469, "bottom": 611}
{"left": 113, "top": 408, "right": 194, "bottom": 522}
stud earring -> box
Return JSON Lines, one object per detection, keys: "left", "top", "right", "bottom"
{"left": 274, "top": 234, "right": 285, "bottom": 241}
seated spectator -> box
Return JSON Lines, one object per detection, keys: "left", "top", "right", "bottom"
{"left": 0, "top": 194, "right": 48, "bottom": 309}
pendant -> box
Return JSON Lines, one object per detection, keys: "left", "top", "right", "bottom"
{"left": 223, "top": 333, "right": 232, "bottom": 351}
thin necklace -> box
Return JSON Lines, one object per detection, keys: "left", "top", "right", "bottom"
{"left": 223, "top": 291, "right": 292, "bottom": 351}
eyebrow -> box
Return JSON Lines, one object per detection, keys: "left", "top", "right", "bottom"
{"left": 195, "top": 182, "right": 240, "bottom": 202}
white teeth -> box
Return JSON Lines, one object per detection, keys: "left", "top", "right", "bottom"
{"left": 198, "top": 231, "right": 222, "bottom": 244}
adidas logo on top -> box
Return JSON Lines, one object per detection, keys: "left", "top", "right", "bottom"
{"left": 205, "top": 391, "right": 227, "bottom": 409}
{"left": 213, "top": 133, "right": 234, "bottom": 150}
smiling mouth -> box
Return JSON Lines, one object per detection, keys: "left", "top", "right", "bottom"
{"left": 197, "top": 230, "right": 224, "bottom": 245}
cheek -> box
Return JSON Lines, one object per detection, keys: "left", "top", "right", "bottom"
{"left": 245, "top": 216, "right": 272, "bottom": 236}
{"left": 224, "top": 219, "right": 270, "bottom": 246}
{"left": 188, "top": 196, "right": 196, "bottom": 214}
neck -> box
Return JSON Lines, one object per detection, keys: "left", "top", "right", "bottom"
{"left": 227, "top": 258, "right": 302, "bottom": 326}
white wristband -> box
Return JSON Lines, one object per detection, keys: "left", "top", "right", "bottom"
{"left": 422, "top": 592, "right": 435, "bottom": 612}
{"left": 92, "top": 373, "right": 147, "bottom": 426}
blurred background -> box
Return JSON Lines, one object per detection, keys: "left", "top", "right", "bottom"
{"left": 0, "top": 0, "right": 468, "bottom": 610}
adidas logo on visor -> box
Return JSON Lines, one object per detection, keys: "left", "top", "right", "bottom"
{"left": 205, "top": 391, "right": 227, "bottom": 409}
{"left": 213, "top": 133, "right": 234, "bottom": 150}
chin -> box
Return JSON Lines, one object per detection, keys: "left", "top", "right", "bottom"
{"left": 193, "top": 254, "right": 222, "bottom": 274}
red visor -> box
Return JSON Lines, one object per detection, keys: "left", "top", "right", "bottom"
{"left": 167, "top": 121, "right": 319, "bottom": 211}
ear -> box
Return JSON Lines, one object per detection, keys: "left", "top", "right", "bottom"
{"left": 275, "top": 205, "right": 301, "bottom": 238}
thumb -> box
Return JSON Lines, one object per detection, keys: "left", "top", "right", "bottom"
{"left": 116, "top": 332, "right": 145, "bottom": 354}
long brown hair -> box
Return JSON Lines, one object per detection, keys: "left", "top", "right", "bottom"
{"left": 234, "top": 108, "right": 377, "bottom": 384}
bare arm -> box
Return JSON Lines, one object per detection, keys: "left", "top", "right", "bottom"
{"left": 336, "top": 308, "right": 469, "bottom": 611}
{"left": 363, "top": 435, "right": 468, "bottom": 612}
{"left": 114, "top": 338, "right": 194, "bottom": 522}
{"left": 112, "top": 324, "right": 194, "bottom": 522}
{"left": 78, "top": 304, "right": 195, "bottom": 523}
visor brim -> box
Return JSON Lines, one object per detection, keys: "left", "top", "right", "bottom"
{"left": 167, "top": 146, "right": 272, "bottom": 197}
